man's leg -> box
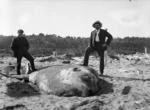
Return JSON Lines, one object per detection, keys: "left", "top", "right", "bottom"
{"left": 83, "top": 46, "right": 94, "bottom": 66}
{"left": 23, "top": 52, "right": 36, "bottom": 71}
{"left": 17, "top": 55, "right": 22, "bottom": 75}
{"left": 97, "top": 50, "right": 105, "bottom": 75}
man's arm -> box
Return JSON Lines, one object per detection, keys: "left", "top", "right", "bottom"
{"left": 24, "top": 37, "right": 29, "bottom": 50}
{"left": 11, "top": 38, "right": 17, "bottom": 51}
{"left": 105, "top": 31, "right": 113, "bottom": 46}
{"left": 90, "top": 33, "right": 92, "bottom": 47}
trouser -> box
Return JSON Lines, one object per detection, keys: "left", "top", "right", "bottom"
{"left": 83, "top": 44, "right": 104, "bottom": 74}
{"left": 16, "top": 52, "right": 35, "bottom": 75}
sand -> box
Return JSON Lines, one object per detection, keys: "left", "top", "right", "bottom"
{"left": 0, "top": 54, "right": 150, "bottom": 110}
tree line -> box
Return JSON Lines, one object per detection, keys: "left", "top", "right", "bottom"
{"left": 0, "top": 34, "right": 150, "bottom": 56}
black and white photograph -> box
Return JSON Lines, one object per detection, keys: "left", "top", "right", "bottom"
{"left": 0, "top": 0, "right": 150, "bottom": 109}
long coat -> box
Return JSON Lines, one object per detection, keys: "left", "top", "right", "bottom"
{"left": 11, "top": 36, "right": 29, "bottom": 57}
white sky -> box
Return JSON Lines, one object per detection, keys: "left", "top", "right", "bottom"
{"left": 0, "top": 0, "right": 150, "bottom": 38}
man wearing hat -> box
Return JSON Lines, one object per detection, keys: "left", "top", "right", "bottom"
{"left": 82, "top": 21, "right": 113, "bottom": 75}
{"left": 11, "top": 29, "right": 36, "bottom": 75}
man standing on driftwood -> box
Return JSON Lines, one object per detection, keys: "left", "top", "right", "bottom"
{"left": 11, "top": 29, "right": 36, "bottom": 75}
{"left": 82, "top": 21, "right": 113, "bottom": 76}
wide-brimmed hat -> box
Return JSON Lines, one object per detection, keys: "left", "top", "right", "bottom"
{"left": 17, "top": 29, "right": 24, "bottom": 34}
{"left": 92, "top": 21, "right": 102, "bottom": 28}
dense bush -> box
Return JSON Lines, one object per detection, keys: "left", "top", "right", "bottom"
{"left": 0, "top": 34, "right": 89, "bottom": 56}
{"left": 110, "top": 37, "right": 150, "bottom": 55}
{"left": 0, "top": 34, "right": 149, "bottom": 56}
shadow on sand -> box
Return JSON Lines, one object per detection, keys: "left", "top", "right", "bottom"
{"left": 101, "top": 75, "right": 150, "bottom": 82}
{"left": 97, "top": 78, "right": 114, "bottom": 95}
{"left": 6, "top": 81, "right": 40, "bottom": 98}
{"left": 1, "top": 104, "right": 28, "bottom": 110}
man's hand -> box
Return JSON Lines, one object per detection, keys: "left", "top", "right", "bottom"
{"left": 102, "top": 43, "right": 108, "bottom": 48}
{"left": 13, "top": 51, "right": 17, "bottom": 58}
{"left": 101, "top": 44, "right": 108, "bottom": 51}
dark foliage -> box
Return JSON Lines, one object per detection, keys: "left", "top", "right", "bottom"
{"left": 110, "top": 37, "right": 150, "bottom": 55}
{"left": 0, "top": 34, "right": 149, "bottom": 56}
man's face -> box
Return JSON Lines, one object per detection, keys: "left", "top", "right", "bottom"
{"left": 18, "top": 32, "right": 23, "bottom": 36}
{"left": 94, "top": 24, "right": 101, "bottom": 30}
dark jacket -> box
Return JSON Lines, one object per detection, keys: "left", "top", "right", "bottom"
{"left": 11, "top": 36, "right": 29, "bottom": 56}
{"left": 90, "top": 29, "right": 113, "bottom": 48}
